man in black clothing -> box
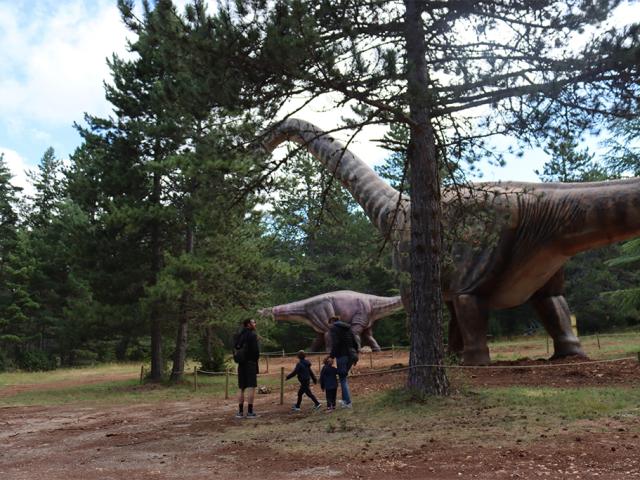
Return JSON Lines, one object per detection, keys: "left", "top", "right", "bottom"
{"left": 235, "top": 318, "right": 260, "bottom": 418}
{"left": 329, "top": 315, "right": 359, "bottom": 408}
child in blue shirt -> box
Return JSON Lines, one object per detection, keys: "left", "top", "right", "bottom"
{"left": 320, "top": 356, "right": 339, "bottom": 411}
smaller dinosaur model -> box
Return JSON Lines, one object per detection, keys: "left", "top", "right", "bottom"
{"left": 259, "top": 291, "right": 404, "bottom": 352}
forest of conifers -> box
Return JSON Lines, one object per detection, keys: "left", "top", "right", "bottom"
{"left": 1, "top": 0, "right": 639, "bottom": 378}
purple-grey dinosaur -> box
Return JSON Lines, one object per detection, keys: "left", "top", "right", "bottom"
{"left": 259, "top": 291, "right": 404, "bottom": 352}
{"left": 263, "top": 118, "right": 640, "bottom": 365}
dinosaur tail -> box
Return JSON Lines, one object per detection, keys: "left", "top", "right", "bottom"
{"left": 262, "top": 118, "right": 407, "bottom": 234}
{"left": 370, "top": 295, "right": 404, "bottom": 320}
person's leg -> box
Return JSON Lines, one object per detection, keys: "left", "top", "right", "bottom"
{"left": 237, "top": 388, "right": 245, "bottom": 415}
{"left": 246, "top": 361, "right": 257, "bottom": 415}
{"left": 237, "top": 364, "right": 246, "bottom": 416}
{"left": 246, "top": 388, "right": 255, "bottom": 408}
{"left": 303, "top": 382, "right": 320, "bottom": 406}
{"left": 336, "top": 356, "right": 352, "bottom": 405}
{"left": 296, "top": 384, "right": 304, "bottom": 408}
{"left": 329, "top": 389, "right": 337, "bottom": 408}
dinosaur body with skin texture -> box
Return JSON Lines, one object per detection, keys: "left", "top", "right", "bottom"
{"left": 259, "top": 291, "right": 404, "bottom": 352}
{"left": 263, "top": 118, "right": 640, "bottom": 365}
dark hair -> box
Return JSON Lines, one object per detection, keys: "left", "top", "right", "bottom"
{"left": 323, "top": 356, "right": 333, "bottom": 365}
{"left": 297, "top": 350, "right": 306, "bottom": 359}
{"left": 242, "top": 318, "right": 255, "bottom": 328}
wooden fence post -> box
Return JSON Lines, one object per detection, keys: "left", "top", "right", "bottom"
{"left": 266, "top": 355, "right": 270, "bottom": 373}
{"left": 282, "top": 349, "right": 285, "bottom": 358}
{"left": 139, "top": 365, "right": 144, "bottom": 384}
{"left": 193, "top": 366, "right": 198, "bottom": 391}
{"left": 597, "top": 334, "right": 601, "bottom": 350}
{"left": 225, "top": 368, "right": 230, "bottom": 400}
{"left": 318, "top": 356, "right": 321, "bottom": 372}
{"left": 280, "top": 367, "right": 285, "bottom": 405}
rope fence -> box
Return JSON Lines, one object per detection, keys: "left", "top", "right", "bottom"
{"left": 258, "top": 332, "right": 640, "bottom": 358}
{"left": 171, "top": 351, "right": 640, "bottom": 405}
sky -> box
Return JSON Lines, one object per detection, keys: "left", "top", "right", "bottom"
{"left": 1, "top": 0, "right": 637, "bottom": 195}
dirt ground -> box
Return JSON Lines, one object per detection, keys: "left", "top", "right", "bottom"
{"left": 2, "top": 355, "right": 640, "bottom": 479}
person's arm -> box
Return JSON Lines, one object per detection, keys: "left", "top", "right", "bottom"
{"left": 286, "top": 363, "right": 299, "bottom": 380}
{"left": 320, "top": 367, "right": 325, "bottom": 390}
{"left": 310, "top": 367, "right": 317, "bottom": 384}
{"left": 329, "top": 328, "right": 338, "bottom": 358}
{"left": 249, "top": 333, "right": 260, "bottom": 361}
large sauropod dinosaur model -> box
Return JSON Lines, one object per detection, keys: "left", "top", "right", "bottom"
{"left": 259, "top": 291, "right": 404, "bottom": 352}
{"left": 263, "top": 118, "right": 640, "bottom": 365}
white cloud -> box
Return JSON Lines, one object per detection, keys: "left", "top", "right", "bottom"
{"left": 0, "top": 0, "right": 130, "bottom": 127}
{"left": 0, "top": 147, "right": 33, "bottom": 197}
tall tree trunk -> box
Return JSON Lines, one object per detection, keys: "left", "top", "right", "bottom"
{"left": 403, "top": 0, "right": 449, "bottom": 395}
{"left": 149, "top": 171, "right": 164, "bottom": 381}
{"left": 170, "top": 221, "right": 195, "bottom": 383}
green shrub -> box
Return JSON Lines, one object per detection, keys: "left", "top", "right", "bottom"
{"left": 196, "top": 335, "right": 226, "bottom": 372}
{"left": 69, "top": 349, "right": 99, "bottom": 366}
{"left": 126, "top": 341, "right": 149, "bottom": 361}
{"left": 0, "top": 349, "right": 9, "bottom": 372}
{"left": 17, "top": 350, "right": 56, "bottom": 371}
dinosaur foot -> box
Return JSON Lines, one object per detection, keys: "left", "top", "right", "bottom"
{"left": 550, "top": 341, "right": 587, "bottom": 360}
{"left": 462, "top": 347, "right": 491, "bottom": 366}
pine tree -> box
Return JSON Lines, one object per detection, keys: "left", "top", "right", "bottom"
{"left": 213, "top": 0, "right": 640, "bottom": 395}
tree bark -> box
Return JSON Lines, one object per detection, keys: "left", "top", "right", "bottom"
{"left": 149, "top": 171, "right": 164, "bottom": 381}
{"left": 403, "top": 0, "right": 449, "bottom": 396}
{"left": 170, "top": 221, "right": 195, "bottom": 383}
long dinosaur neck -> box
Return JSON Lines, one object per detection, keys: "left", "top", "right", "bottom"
{"left": 263, "top": 118, "right": 408, "bottom": 234}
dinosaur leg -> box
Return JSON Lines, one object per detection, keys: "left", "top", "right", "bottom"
{"left": 446, "top": 301, "right": 464, "bottom": 356}
{"left": 349, "top": 312, "right": 368, "bottom": 350}
{"left": 308, "top": 306, "right": 334, "bottom": 353}
{"left": 530, "top": 270, "right": 585, "bottom": 359}
{"left": 362, "top": 328, "right": 381, "bottom": 351}
{"left": 324, "top": 330, "right": 332, "bottom": 353}
{"left": 309, "top": 332, "right": 325, "bottom": 353}
{"left": 452, "top": 294, "right": 490, "bottom": 365}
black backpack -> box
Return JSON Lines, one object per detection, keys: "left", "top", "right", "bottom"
{"left": 233, "top": 332, "right": 248, "bottom": 364}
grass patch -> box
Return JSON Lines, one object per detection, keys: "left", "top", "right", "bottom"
{"left": 222, "top": 384, "right": 640, "bottom": 458}
{"left": 0, "top": 362, "right": 141, "bottom": 386}
{"left": 489, "top": 332, "right": 640, "bottom": 361}
{"left": 478, "top": 386, "right": 640, "bottom": 422}
{"left": 0, "top": 367, "right": 284, "bottom": 407}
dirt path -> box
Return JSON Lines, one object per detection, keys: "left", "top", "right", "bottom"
{"left": 2, "top": 357, "right": 640, "bottom": 479}
{"left": 2, "top": 393, "right": 639, "bottom": 479}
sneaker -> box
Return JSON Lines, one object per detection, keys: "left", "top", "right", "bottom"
{"left": 340, "top": 402, "right": 353, "bottom": 409}
{"left": 291, "top": 405, "right": 301, "bottom": 412}
{"left": 246, "top": 412, "right": 258, "bottom": 418}
{"left": 313, "top": 403, "right": 322, "bottom": 411}
{"left": 326, "top": 406, "right": 334, "bottom": 412}
{"left": 235, "top": 412, "right": 244, "bottom": 419}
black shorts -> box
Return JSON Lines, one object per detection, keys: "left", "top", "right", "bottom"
{"left": 237, "top": 361, "right": 258, "bottom": 390}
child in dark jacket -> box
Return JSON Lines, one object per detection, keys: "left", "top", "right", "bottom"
{"left": 286, "top": 350, "right": 321, "bottom": 412}
{"left": 320, "top": 356, "right": 339, "bottom": 411}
